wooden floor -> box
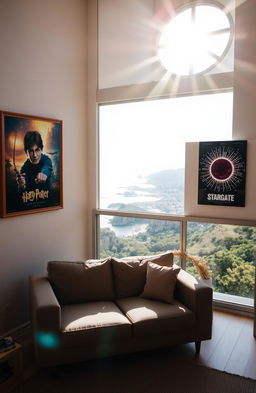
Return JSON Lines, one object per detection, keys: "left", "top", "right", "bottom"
{"left": 185, "top": 310, "right": 256, "bottom": 379}
{"left": 21, "top": 310, "right": 256, "bottom": 382}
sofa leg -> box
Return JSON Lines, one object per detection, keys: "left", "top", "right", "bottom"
{"left": 195, "top": 341, "right": 201, "bottom": 354}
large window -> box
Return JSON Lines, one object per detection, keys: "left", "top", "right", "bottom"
{"left": 94, "top": 0, "right": 255, "bottom": 312}
{"left": 99, "top": 92, "right": 233, "bottom": 215}
{"left": 99, "top": 215, "right": 180, "bottom": 260}
{"left": 186, "top": 222, "right": 255, "bottom": 306}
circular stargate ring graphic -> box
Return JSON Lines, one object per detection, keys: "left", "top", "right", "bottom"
{"left": 210, "top": 157, "right": 234, "bottom": 183}
{"left": 200, "top": 145, "right": 245, "bottom": 193}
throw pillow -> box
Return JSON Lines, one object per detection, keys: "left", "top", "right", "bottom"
{"left": 140, "top": 262, "right": 180, "bottom": 304}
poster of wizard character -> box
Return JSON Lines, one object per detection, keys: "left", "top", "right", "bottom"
{"left": 0, "top": 111, "right": 63, "bottom": 217}
{"left": 198, "top": 140, "right": 247, "bottom": 207}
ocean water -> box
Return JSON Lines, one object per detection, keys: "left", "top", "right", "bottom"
{"left": 99, "top": 170, "right": 183, "bottom": 237}
{"left": 100, "top": 180, "right": 158, "bottom": 237}
{"left": 100, "top": 215, "right": 148, "bottom": 237}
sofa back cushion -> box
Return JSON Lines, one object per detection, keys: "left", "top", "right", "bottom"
{"left": 112, "top": 251, "right": 174, "bottom": 298}
{"left": 47, "top": 259, "right": 114, "bottom": 305}
{"left": 112, "top": 258, "right": 147, "bottom": 298}
{"left": 141, "top": 251, "right": 174, "bottom": 267}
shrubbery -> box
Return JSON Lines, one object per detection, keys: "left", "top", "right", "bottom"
{"left": 100, "top": 223, "right": 255, "bottom": 298}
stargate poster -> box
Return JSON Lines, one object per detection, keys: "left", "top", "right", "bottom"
{"left": 0, "top": 111, "right": 63, "bottom": 217}
{"left": 198, "top": 140, "right": 247, "bottom": 207}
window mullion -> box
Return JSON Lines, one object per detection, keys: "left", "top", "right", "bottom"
{"left": 180, "top": 220, "right": 187, "bottom": 270}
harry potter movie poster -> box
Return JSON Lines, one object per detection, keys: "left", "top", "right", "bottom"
{"left": 0, "top": 111, "right": 63, "bottom": 217}
{"left": 198, "top": 140, "right": 247, "bottom": 207}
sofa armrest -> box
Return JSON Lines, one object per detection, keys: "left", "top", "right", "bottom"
{"left": 175, "top": 268, "right": 213, "bottom": 340}
{"left": 30, "top": 275, "right": 61, "bottom": 333}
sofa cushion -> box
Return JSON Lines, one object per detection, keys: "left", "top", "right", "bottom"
{"left": 112, "top": 257, "right": 147, "bottom": 298}
{"left": 116, "top": 297, "right": 195, "bottom": 337}
{"left": 47, "top": 259, "right": 114, "bottom": 305}
{"left": 141, "top": 251, "right": 174, "bottom": 266}
{"left": 112, "top": 251, "right": 174, "bottom": 298}
{"left": 60, "top": 301, "right": 131, "bottom": 347}
{"left": 141, "top": 262, "right": 180, "bottom": 304}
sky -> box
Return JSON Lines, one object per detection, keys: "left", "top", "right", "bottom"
{"left": 99, "top": 91, "right": 233, "bottom": 202}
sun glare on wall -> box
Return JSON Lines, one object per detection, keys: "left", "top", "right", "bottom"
{"left": 158, "top": 2, "right": 233, "bottom": 76}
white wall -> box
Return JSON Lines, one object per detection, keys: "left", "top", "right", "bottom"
{"left": 233, "top": 1, "right": 256, "bottom": 139}
{"left": 185, "top": 1, "right": 256, "bottom": 219}
{"left": 0, "top": 0, "right": 88, "bottom": 333}
{"left": 98, "top": 0, "right": 155, "bottom": 89}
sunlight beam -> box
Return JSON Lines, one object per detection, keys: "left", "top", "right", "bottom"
{"left": 145, "top": 71, "right": 181, "bottom": 99}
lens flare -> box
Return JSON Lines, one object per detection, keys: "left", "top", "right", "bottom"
{"left": 36, "top": 332, "right": 60, "bottom": 348}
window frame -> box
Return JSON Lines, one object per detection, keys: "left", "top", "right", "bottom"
{"left": 87, "top": 0, "right": 256, "bottom": 315}
{"left": 95, "top": 208, "right": 255, "bottom": 315}
{"left": 156, "top": 0, "right": 235, "bottom": 76}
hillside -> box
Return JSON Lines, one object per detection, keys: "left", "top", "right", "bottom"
{"left": 187, "top": 224, "right": 240, "bottom": 256}
{"left": 108, "top": 168, "right": 185, "bottom": 222}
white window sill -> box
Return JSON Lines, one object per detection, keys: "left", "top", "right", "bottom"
{"left": 214, "top": 292, "right": 254, "bottom": 307}
{"left": 213, "top": 292, "right": 254, "bottom": 316}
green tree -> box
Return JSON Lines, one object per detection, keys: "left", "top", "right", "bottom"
{"left": 230, "top": 242, "right": 256, "bottom": 263}
{"left": 216, "top": 262, "right": 255, "bottom": 297}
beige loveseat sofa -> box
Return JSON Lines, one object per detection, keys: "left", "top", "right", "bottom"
{"left": 30, "top": 252, "right": 212, "bottom": 367}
